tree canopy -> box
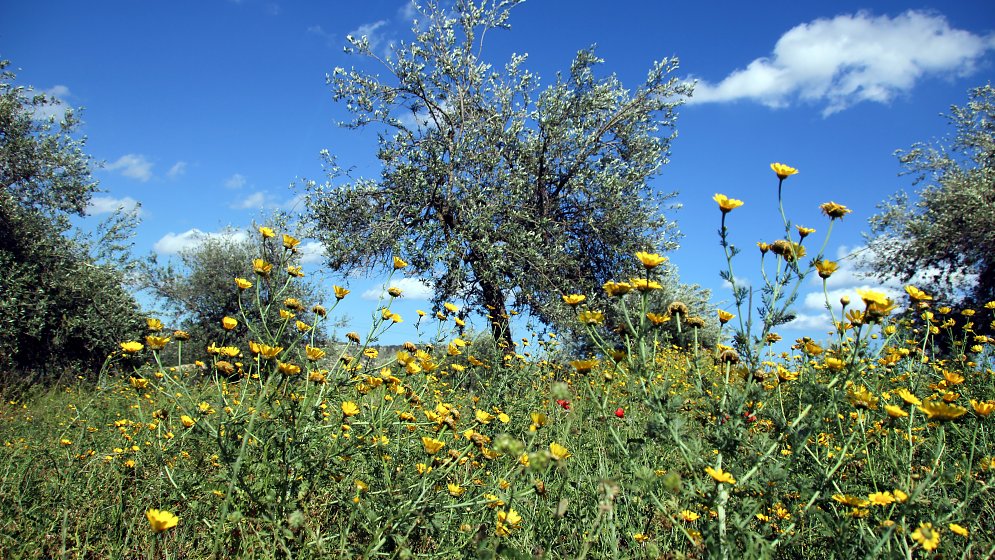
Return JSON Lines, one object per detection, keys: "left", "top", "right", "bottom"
{"left": 865, "top": 84, "right": 995, "bottom": 314}
{"left": 305, "top": 0, "right": 691, "bottom": 348}
{"left": 0, "top": 60, "right": 143, "bottom": 383}
{"left": 141, "top": 227, "right": 328, "bottom": 362}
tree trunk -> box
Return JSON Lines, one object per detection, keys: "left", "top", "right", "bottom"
{"left": 480, "top": 277, "right": 515, "bottom": 354}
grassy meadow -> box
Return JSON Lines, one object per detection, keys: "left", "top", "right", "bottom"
{"left": 1, "top": 165, "right": 993, "bottom": 559}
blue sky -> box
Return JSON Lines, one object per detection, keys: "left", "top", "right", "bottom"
{"left": 4, "top": 0, "right": 994, "bottom": 344}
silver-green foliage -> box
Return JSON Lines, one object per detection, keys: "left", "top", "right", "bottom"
{"left": 306, "top": 0, "right": 692, "bottom": 347}
{"left": 0, "top": 60, "right": 143, "bottom": 382}
{"left": 866, "top": 84, "right": 995, "bottom": 307}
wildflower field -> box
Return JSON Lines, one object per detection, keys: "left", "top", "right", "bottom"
{"left": 1, "top": 166, "right": 993, "bottom": 559}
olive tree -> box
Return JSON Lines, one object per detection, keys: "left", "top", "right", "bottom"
{"left": 140, "top": 226, "right": 329, "bottom": 362}
{"left": 0, "top": 60, "right": 143, "bottom": 383}
{"left": 865, "top": 84, "right": 995, "bottom": 313}
{"left": 306, "top": 0, "right": 692, "bottom": 349}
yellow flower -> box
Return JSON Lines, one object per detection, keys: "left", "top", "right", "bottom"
{"left": 334, "top": 285, "right": 350, "bottom": 300}
{"left": 832, "top": 494, "right": 869, "bottom": 507}
{"left": 221, "top": 316, "right": 237, "bottom": 330}
{"left": 884, "top": 404, "right": 909, "bottom": 418}
{"left": 646, "top": 312, "right": 669, "bottom": 325}
{"left": 895, "top": 388, "right": 922, "bottom": 406}
{"left": 495, "top": 508, "right": 521, "bottom": 537}
{"left": 252, "top": 259, "right": 272, "bottom": 277}
{"left": 815, "top": 260, "right": 839, "bottom": 279}
{"left": 867, "top": 491, "right": 896, "bottom": 506}
{"left": 770, "top": 162, "right": 799, "bottom": 180}
{"left": 856, "top": 288, "right": 889, "bottom": 307}
{"left": 180, "top": 415, "right": 196, "bottom": 428}
{"left": 949, "top": 523, "right": 969, "bottom": 537}
{"left": 146, "top": 509, "right": 179, "bottom": 532}
{"left": 255, "top": 343, "right": 282, "bottom": 359}
{"left": 819, "top": 201, "right": 852, "bottom": 220}
{"left": 629, "top": 278, "right": 662, "bottom": 292}
{"left": 796, "top": 225, "right": 815, "bottom": 238}
{"left": 341, "top": 401, "right": 360, "bottom": 417}
{"left": 259, "top": 226, "right": 275, "bottom": 238}
{"left": 393, "top": 256, "right": 408, "bottom": 269}
{"left": 904, "top": 285, "right": 932, "bottom": 301}
{"left": 282, "top": 234, "right": 300, "bottom": 250}
{"left": 577, "top": 310, "right": 604, "bottom": 325}
{"left": 388, "top": 286, "right": 402, "bottom": 298}
{"left": 846, "top": 385, "right": 879, "bottom": 409}
{"left": 917, "top": 400, "right": 968, "bottom": 421}
{"left": 570, "top": 358, "right": 598, "bottom": 373}
{"left": 129, "top": 376, "right": 149, "bottom": 389}
{"left": 562, "top": 294, "right": 586, "bottom": 306}
{"left": 146, "top": 318, "right": 164, "bottom": 332}
{"left": 447, "top": 483, "right": 466, "bottom": 496}
{"left": 120, "top": 341, "right": 144, "bottom": 353}
{"left": 305, "top": 345, "right": 326, "bottom": 361}
{"left": 549, "top": 442, "right": 571, "bottom": 460}
{"left": 287, "top": 265, "right": 304, "bottom": 277}
{"left": 277, "top": 361, "right": 301, "bottom": 376}
{"left": 911, "top": 522, "right": 939, "bottom": 551}
{"left": 422, "top": 437, "right": 445, "bottom": 455}
{"left": 635, "top": 251, "right": 667, "bottom": 269}
{"left": 803, "top": 340, "right": 823, "bottom": 356}
{"left": 145, "top": 335, "right": 171, "bottom": 350}
{"left": 679, "top": 510, "right": 701, "bottom": 522}
{"left": 475, "top": 409, "right": 493, "bottom": 424}
{"left": 824, "top": 357, "right": 845, "bottom": 371}
{"left": 603, "top": 281, "right": 632, "bottom": 297}
{"left": 713, "top": 193, "right": 744, "bottom": 213}
{"left": 234, "top": 277, "right": 252, "bottom": 290}
{"left": 971, "top": 399, "right": 995, "bottom": 417}
{"left": 632, "top": 532, "right": 650, "bottom": 543}
{"left": 718, "top": 309, "right": 735, "bottom": 324}
{"left": 705, "top": 466, "right": 736, "bottom": 484}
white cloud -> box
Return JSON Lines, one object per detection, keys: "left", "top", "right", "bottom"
{"left": 362, "top": 277, "right": 434, "bottom": 300}
{"left": 281, "top": 193, "right": 307, "bottom": 212}
{"left": 298, "top": 241, "right": 326, "bottom": 264}
{"left": 307, "top": 24, "right": 336, "bottom": 47}
{"left": 106, "top": 154, "right": 154, "bottom": 182}
{"left": 398, "top": 1, "right": 417, "bottom": 23}
{"left": 233, "top": 191, "right": 270, "bottom": 209}
{"left": 31, "top": 85, "right": 71, "bottom": 121}
{"left": 46, "top": 85, "right": 71, "bottom": 98}
{"left": 690, "top": 11, "right": 995, "bottom": 115}
{"left": 86, "top": 195, "right": 142, "bottom": 216}
{"left": 396, "top": 100, "right": 451, "bottom": 130}
{"left": 348, "top": 19, "right": 389, "bottom": 51}
{"left": 153, "top": 228, "right": 249, "bottom": 255}
{"left": 167, "top": 161, "right": 187, "bottom": 178}
{"left": 722, "top": 275, "right": 751, "bottom": 291}
{"left": 224, "top": 173, "right": 247, "bottom": 189}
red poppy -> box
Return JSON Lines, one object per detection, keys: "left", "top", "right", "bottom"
{"left": 614, "top": 407, "right": 625, "bottom": 418}
{"left": 556, "top": 399, "right": 570, "bottom": 410}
